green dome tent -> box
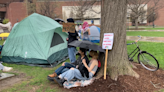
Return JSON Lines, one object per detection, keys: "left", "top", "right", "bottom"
{"left": 1, "top": 13, "right": 68, "bottom": 66}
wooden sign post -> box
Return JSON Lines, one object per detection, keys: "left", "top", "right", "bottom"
{"left": 62, "top": 23, "right": 76, "bottom": 33}
{"left": 104, "top": 49, "right": 108, "bottom": 79}
{"left": 102, "top": 33, "right": 114, "bottom": 80}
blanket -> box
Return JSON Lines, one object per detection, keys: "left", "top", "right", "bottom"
{"left": 63, "top": 78, "right": 95, "bottom": 89}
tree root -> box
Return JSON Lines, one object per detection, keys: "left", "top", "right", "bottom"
{"left": 110, "top": 66, "right": 140, "bottom": 81}
{"left": 130, "top": 62, "right": 137, "bottom": 69}
{"left": 150, "top": 81, "right": 163, "bottom": 89}
{"left": 107, "top": 83, "right": 117, "bottom": 88}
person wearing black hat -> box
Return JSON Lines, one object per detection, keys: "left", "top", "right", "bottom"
{"left": 66, "top": 18, "right": 78, "bottom": 63}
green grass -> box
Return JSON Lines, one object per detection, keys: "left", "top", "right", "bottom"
{"left": 0, "top": 40, "right": 5, "bottom": 45}
{"left": 1, "top": 40, "right": 164, "bottom": 91}
{"left": 127, "top": 31, "right": 164, "bottom": 37}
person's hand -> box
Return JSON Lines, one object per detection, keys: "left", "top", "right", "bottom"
{"left": 76, "top": 65, "right": 79, "bottom": 68}
{"left": 62, "top": 62, "right": 65, "bottom": 66}
{"left": 66, "top": 38, "right": 69, "bottom": 41}
{"left": 70, "top": 68, "right": 75, "bottom": 70}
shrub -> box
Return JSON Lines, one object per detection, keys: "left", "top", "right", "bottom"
{"left": 2, "top": 19, "right": 9, "bottom": 24}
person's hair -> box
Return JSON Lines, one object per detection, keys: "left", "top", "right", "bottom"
{"left": 90, "top": 50, "right": 98, "bottom": 59}
{"left": 67, "top": 18, "right": 74, "bottom": 23}
{"left": 79, "top": 48, "right": 86, "bottom": 55}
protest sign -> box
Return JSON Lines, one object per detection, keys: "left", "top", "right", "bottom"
{"left": 62, "top": 23, "right": 76, "bottom": 33}
{"left": 102, "top": 33, "right": 114, "bottom": 80}
{"left": 102, "top": 33, "right": 114, "bottom": 50}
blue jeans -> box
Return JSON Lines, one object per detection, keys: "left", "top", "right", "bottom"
{"left": 68, "top": 47, "right": 76, "bottom": 63}
{"left": 55, "top": 62, "right": 75, "bottom": 75}
{"left": 83, "top": 38, "right": 90, "bottom": 41}
{"left": 78, "top": 30, "right": 81, "bottom": 39}
{"left": 60, "top": 68, "right": 93, "bottom": 81}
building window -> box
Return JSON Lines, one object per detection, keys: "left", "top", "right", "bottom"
{"left": 20, "top": 0, "right": 24, "bottom": 2}
{"left": 0, "top": 4, "right": 6, "bottom": 7}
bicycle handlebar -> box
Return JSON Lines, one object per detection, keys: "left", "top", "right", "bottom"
{"left": 136, "top": 36, "right": 141, "bottom": 42}
{"left": 127, "top": 36, "right": 141, "bottom": 45}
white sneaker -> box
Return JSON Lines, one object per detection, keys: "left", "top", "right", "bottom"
{"left": 3, "top": 66, "right": 13, "bottom": 72}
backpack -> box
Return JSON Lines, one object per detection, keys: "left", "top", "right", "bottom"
{"left": 98, "top": 60, "right": 101, "bottom": 68}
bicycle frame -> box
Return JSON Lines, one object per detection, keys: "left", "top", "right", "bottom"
{"left": 128, "top": 46, "right": 140, "bottom": 61}
{"left": 127, "top": 36, "right": 142, "bottom": 61}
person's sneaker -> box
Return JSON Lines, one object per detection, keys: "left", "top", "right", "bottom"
{"left": 53, "top": 76, "right": 60, "bottom": 83}
{"left": 47, "top": 76, "right": 54, "bottom": 81}
{"left": 54, "top": 77, "right": 66, "bottom": 86}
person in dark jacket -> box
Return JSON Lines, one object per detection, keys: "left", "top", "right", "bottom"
{"left": 66, "top": 18, "right": 78, "bottom": 63}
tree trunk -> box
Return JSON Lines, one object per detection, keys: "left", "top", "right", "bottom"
{"left": 135, "top": 18, "right": 138, "bottom": 29}
{"left": 99, "top": 0, "right": 139, "bottom": 80}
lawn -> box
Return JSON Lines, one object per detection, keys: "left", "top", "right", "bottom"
{"left": 126, "top": 31, "right": 164, "bottom": 37}
{"left": 1, "top": 40, "right": 164, "bottom": 92}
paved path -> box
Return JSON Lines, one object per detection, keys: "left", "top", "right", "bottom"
{"left": 127, "top": 36, "right": 164, "bottom": 43}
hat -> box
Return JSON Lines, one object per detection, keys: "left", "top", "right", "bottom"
{"left": 67, "top": 18, "right": 74, "bottom": 23}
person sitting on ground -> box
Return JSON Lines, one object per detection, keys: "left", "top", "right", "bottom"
{"left": 54, "top": 50, "right": 98, "bottom": 86}
{"left": 48, "top": 48, "right": 89, "bottom": 81}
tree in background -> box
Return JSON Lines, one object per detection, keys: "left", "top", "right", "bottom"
{"left": 25, "top": 0, "right": 37, "bottom": 15}
{"left": 68, "top": 0, "right": 100, "bottom": 21}
{"left": 128, "top": 0, "right": 163, "bottom": 29}
{"left": 25, "top": 0, "right": 59, "bottom": 19}
{"left": 99, "top": 0, "right": 139, "bottom": 80}
{"left": 147, "top": 11, "right": 158, "bottom": 26}
{"left": 38, "top": 0, "right": 59, "bottom": 19}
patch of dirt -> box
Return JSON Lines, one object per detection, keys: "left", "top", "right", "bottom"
{"left": 0, "top": 72, "right": 28, "bottom": 91}
{"left": 60, "top": 63, "right": 164, "bottom": 92}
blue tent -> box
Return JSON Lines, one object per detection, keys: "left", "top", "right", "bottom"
{"left": 89, "top": 26, "right": 100, "bottom": 43}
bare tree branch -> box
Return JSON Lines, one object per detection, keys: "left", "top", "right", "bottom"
{"left": 26, "top": 0, "right": 59, "bottom": 18}
{"left": 127, "top": 0, "right": 163, "bottom": 29}
{"left": 68, "top": 0, "right": 100, "bottom": 21}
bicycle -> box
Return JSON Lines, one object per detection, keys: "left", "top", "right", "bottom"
{"left": 127, "top": 36, "right": 159, "bottom": 71}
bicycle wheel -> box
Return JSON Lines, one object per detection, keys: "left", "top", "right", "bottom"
{"left": 138, "top": 51, "right": 159, "bottom": 71}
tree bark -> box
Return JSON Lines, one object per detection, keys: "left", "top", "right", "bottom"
{"left": 99, "top": 0, "right": 139, "bottom": 80}
{"left": 135, "top": 18, "right": 138, "bottom": 29}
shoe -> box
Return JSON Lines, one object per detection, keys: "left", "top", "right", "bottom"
{"left": 53, "top": 76, "right": 60, "bottom": 83}
{"left": 54, "top": 77, "right": 66, "bottom": 86}
{"left": 47, "top": 76, "right": 54, "bottom": 81}
{"left": 48, "top": 73, "right": 57, "bottom": 78}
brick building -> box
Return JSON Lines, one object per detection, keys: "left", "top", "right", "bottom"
{"left": 0, "top": 0, "right": 27, "bottom": 26}
{"left": 0, "top": 0, "right": 164, "bottom": 26}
